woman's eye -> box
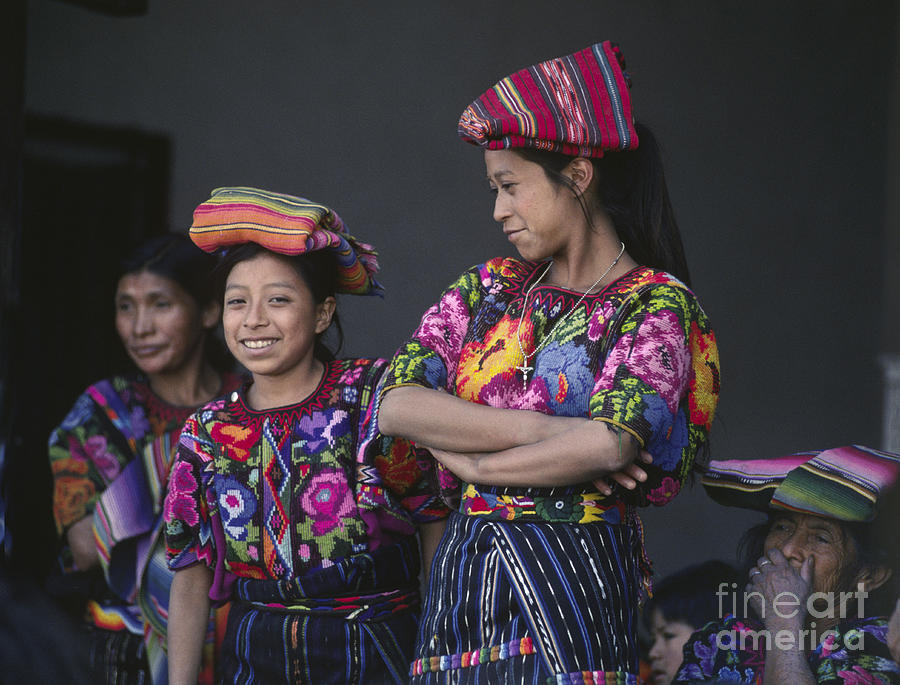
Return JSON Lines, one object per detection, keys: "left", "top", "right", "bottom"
{"left": 155, "top": 300, "right": 171, "bottom": 309}
{"left": 269, "top": 296, "right": 289, "bottom": 304}
{"left": 225, "top": 298, "right": 245, "bottom": 306}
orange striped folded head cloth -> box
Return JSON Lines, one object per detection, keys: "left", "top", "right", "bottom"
{"left": 189, "top": 186, "right": 382, "bottom": 296}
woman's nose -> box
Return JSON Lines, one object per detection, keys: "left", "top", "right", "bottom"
{"left": 779, "top": 532, "right": 805, "bottom": 565}
{"left": 493, "top": 194, "right": 511, "bottom": 223}
{"left": 133, "top": 306, "right": 153, "bottom": 335}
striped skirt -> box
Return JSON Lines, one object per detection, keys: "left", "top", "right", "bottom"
{"left": 410, "top": 512, "right": 644, "bottom": 684}
{"left": 219, "top": 540, "right": 421, "bottom": 685}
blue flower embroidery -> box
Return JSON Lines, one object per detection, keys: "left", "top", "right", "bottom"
{"left": 216, "top": 475, "right": 257, "bottom": 541}
{"left": 642, "top": 395, "right": 687, "bottom": 471}
{"left": 534, "top": 341, "right": 593, "bottom": 417}
{"left": 59, "top": 393, "right": 95, "bottom": 431}
{"left": 297, "top": 409, "right": 349, "bottom": 452}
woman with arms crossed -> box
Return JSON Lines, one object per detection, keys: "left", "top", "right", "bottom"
{"left": 379, "top": 41, "right": 720, "bottom": 683}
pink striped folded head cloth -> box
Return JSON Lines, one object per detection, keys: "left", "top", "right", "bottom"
{"left": 458, "top": 40, "right": 638, "bottom": 158}
{"left": 701, "top": 445, "right": 900, "bottom": 522}
{"left": 189, "top": 186, "right": 382, "bottom": 296}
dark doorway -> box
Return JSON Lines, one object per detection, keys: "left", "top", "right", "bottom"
{"left": 3, "top": 116, "right": 169, "bottom": 579}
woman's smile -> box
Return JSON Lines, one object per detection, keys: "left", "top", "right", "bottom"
{"left": 241, "top": 338, "right": 278, "bottom": 350}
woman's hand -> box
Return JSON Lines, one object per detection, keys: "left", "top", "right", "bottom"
{"left": 746, "top": 548, "right": 812, "bottom": 631}
{"left": 592, "top": 451, "right": 652, "bottom": 495}
{"left": 427, "top": 447, "right": 480, "bottom": 482}
{"left": 752, "top": 551, "right": 818, "bottom": 684}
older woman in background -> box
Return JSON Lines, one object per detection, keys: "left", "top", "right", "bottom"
{"left": 48, "top": 234, "right": 242, "bottom": 684}
{"left": 676, "top": 445, "right": 900, "bottom": 684}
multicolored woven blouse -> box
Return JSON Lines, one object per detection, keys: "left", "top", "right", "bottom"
{"left": 675, "top": 615, "right": 900, "bottom": 684}
{"left": 386, "top": 258, "right": 719, "bottom": 682}
{"left": 382, "top": 258, "right": 719, "bottom": 514}
{"left": 48, "top": 372, "right": 241, "bottom": 683}
{"left": 164, "top": 358, "right": 448, "bottom": 588}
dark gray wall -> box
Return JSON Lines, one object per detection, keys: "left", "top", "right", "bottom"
{"left": 24, "top": 0, "right": 898, "bottom": 577}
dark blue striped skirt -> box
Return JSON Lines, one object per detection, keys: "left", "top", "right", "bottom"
{"left": 410, "top": 512, "right": 643, "bottom": 684}
{"left": 219, "top": 540, "right": 421, "bottom": 685}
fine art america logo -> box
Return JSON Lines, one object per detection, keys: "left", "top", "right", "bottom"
{"left": 713, "top": 582, "right": 870, "bottom": 651}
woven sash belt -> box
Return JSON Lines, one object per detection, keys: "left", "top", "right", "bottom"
{"left": 459, "top": 483, "right": 625, "bottom": 524}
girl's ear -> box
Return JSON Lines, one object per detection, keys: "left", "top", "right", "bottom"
{"left": 201, "top": 300, "right": 222, "bottom": 329}
{"left": 561, "top": 157, "right": 595, "bottom": 196}
{"left": 315, "top": 296, "right": 337, "bottom": 335}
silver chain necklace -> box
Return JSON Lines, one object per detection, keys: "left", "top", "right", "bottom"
{"left": 514, "top": 241, "right": 626, "bottom": 390}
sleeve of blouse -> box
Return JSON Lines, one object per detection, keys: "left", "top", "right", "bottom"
{"left": 812, "top": 620, "right": 900, "bottom": 684}
{"left": 674, "top": 618, "right": 761, "bottom": 683}
{"left": 590, "top": 283, "right": 720, "bottom": 507}
{"left": 48, "top": 390, "right": 114, "bottom": 535}
{"left": 674, "top": 622, "right": 720, "bottom": 682}
{"left": 164, "top": 410, "right": 217, "bottom": 571}
{"left": 359, "top": 360, "right": 450, "bottom": 523}
{"left": 380, "top": 262, "right": 492, "bottom": 395}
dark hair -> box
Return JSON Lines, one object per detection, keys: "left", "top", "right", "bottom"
{"left": 214, "top": 243, "right": 343, "bottom": 362}
{"left": 737, "top": 508, "right": 899, "bottom": 618}
{"left": 643, "top": 560, "right": 740, "bottom": 631}
{"left": 119, "top": 233, "right": 218, "bottom": 308}
{"left": 514, "top": 121, "right": 691, "bottom": 286}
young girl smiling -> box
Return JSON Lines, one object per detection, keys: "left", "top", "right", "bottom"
{"left": 164, "top": 187, "right": 447, "bottom": 685}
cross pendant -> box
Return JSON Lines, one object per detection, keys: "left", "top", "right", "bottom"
{"left": 516, "top": 364, "right": 533, "bottom": 390}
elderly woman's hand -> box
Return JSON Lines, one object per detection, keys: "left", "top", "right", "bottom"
{"left": 746, "top": 548, "right": 813, "bottom": 631}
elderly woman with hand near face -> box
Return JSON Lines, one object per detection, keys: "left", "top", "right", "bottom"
{"left": 675, "top": 445, "right": 900, "bottom": 685}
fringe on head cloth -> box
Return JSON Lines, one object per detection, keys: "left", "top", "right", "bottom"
{"left": 701, "top": 445, "right": 900, "bottom": 523}
{"left": 458, "top": 40, "right": 639, "bottom": 158}
{"left": 189, "top": 186, "right": 383, "bottom": 296}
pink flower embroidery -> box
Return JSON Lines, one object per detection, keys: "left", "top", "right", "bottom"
{"left": 478, "top": 371, "right": 551, "bottom": 411}
{"left": 85, "top": 435, "right": 120, "bottom": 481}
{"left": 587, "top": 307, "right": 610, "bottom": 342}
{"left": 821, "top": 632, "right": 838, "bottom": 658}
{"left": 338, "top": 365, "right": 364, "bottom": 385}
{"left": 415, "top": 290, "right": 469, "bottom": 382}
{"left": 600, "top": 310, "right": 690, "bottom": 413}
{"left": 163, "top": 461, "right": 199, "bottom": 527}
{"left": 836, "top": 666, "right": 881, "bottom": 684}
{"left": 646, "top": 476, "right": 681, "bottom": 504}
{"left": 300, "top": 470, "right": 354, "bottom": 536}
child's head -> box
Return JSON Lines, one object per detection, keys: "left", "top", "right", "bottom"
{"left": 643, "top": 560, "right": 739, "bottom": 685}
{"left": 187, "top": 186, "right": 383, "bottom": 379}
{"left": 217, "top": 244, "right": 341, "bottom": 373}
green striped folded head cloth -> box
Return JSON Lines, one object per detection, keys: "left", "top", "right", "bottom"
{"left": 701, "top": 445, "right": 900, "bottom": 523}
